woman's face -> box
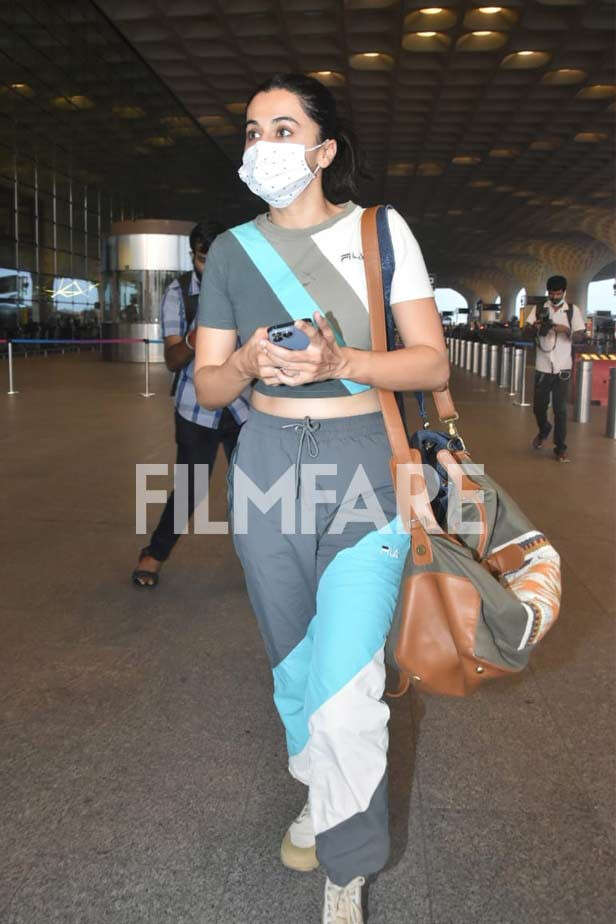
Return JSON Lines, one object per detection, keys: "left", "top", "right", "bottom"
{"left": 244, "top": 88, "right": 321, "bottom": 151}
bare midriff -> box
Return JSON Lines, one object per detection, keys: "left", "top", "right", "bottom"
{"left": 251, "top": 387, "right": 381, "bottom": 419}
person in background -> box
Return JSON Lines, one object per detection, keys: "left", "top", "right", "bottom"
{"left": 525, "top": 274, "right": 586, "bottom": 463}
{"left": 131, "top": 220, "right": 250, "bottom": 588}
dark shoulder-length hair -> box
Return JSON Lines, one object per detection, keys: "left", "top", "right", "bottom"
{"left": 245, "top": 73, "right": 370, "bottom": 203}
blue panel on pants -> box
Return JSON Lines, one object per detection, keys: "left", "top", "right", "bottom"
{"left": 273, "top": 516, "right": 409, "bottom": 757}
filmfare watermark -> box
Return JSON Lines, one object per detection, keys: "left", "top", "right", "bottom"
{"left": 135, "top": 461, "right": 487, "bottom": 536}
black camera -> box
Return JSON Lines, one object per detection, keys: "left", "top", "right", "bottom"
{"left": 537, "top": 304, "right": 553, "bottom": 337}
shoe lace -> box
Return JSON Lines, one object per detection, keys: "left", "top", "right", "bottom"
{"left": 295, "top": 800, "right": 311, "bottom": 825}
{"left": 325, "top": 876, "right": 365, "bottom": 923}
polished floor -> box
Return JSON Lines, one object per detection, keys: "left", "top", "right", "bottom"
{"left": 1, "top": 352, "right": 614, "bottom": 924}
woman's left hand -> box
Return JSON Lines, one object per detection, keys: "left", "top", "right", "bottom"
{"left": 258, "top": 312, "right": 347, "bottom": 386}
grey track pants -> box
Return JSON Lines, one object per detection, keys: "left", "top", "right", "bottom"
{"left": 227, "top": 409, "right": 410, "bottom": 886}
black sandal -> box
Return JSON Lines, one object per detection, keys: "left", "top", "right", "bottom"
{"left": 132, "top": 546, "right": 161, "bottom": 588}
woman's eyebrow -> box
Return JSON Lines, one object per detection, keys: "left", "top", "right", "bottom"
{"left": 245, "top": 115, "right": 300, "bottom": 128}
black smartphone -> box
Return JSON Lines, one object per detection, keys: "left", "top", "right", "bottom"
{"left": 267, "top": 319, "right": 313, "bottom": 350}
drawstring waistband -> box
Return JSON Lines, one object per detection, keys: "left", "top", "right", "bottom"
{"left": 281, "top": 416, "right": 320, "bottom": 497}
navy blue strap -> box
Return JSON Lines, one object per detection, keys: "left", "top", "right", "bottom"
{"left": 374, "top": 205, "right": 428, "bottom": 426}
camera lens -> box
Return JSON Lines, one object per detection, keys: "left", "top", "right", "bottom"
{"left": 284, "top": 331, "right": 291, "bottom": 338}
{"left": 273, "top": 333, "right": 281, "bottom": 342}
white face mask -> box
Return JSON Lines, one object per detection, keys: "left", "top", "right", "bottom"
{"left": 238, "top": 140, "right": 325, "bottom": 209}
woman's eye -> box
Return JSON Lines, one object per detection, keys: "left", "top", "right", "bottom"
{"left": 246, "top": 129, "right": 259, "bottom": 141}
{"left": 277, "top": 127, "right": 292, "bottom": 138}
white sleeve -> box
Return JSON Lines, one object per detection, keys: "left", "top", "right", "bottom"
{"left": 571, "top": 305, "right": 585, "bottom": 333}
{"left": 387, "top": 208, "right": 434, "bottom": 305}
{"left": 526, "top": 307, "right": 537, "bottom": 325}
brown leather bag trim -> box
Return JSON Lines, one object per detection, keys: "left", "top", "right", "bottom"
{"left": 482, "top": 543, "right": 526, "bottom": 577}
{"left": 391, "top": 571, "right": 518, "bottom": 697}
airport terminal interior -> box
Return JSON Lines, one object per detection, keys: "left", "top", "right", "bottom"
{"left": 1, "top": 1, "right": 615, "bottom": 922}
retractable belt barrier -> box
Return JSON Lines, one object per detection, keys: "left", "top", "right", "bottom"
{"left": 3, "top": 338, "right": 164, "bottom": 398}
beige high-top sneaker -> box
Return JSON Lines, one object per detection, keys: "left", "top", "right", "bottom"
{"left": 322, "top": 876, "right": 365, "bottom": 924}
{"left": 280, "top": 800, "right": 319, "bottom": 872}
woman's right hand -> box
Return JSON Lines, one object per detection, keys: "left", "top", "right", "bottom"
{"left": 237, "top": 326, "right": 299, "bottom": 386}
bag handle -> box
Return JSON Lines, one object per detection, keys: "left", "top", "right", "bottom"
{"left": 360, "top": 207, "right": 461, "bottom": 442}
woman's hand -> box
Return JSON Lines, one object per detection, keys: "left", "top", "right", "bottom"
{"left": 258, "top": 312, "right": 347, "bottom": 387}
{"left": 236, "top": 325, "right": 301, "bottom": 387}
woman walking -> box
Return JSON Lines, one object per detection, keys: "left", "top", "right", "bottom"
{"left": 194, "top": 73, "right": 448, "bottom": 924}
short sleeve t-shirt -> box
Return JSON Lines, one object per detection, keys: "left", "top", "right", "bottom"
{"left": 198, "top": 202, "right": 434, "bottom": 398}
{"left": 526, "top": 301, "right": 585, "bottom": 373}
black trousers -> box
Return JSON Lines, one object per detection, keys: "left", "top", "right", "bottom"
{"left": 148, "top": 408, "right": 241, "bottom": 561}
{"left": 533, "top": 371, "right": 571, "bottom": 454}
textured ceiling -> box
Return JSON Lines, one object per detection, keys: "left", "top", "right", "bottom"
{"left": 1, "top": 0, "right": 614, "bottom": 299}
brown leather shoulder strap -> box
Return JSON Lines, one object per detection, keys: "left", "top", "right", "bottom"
{"left": 361, "top": 207, "right": 410, "bottom": 464}
{"left": 360, "top": 207, "right": 460, "bottom": 429}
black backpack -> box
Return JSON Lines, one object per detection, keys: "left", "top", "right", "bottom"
{"left": 170, "top": 272, "right": 199, "bottom": 397}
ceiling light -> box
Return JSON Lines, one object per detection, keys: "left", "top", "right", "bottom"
{"left": 160, "top": 116, "right": 200, "bottom": 137}
{"left": 307, "top": 71, "right": 346, "bottom": 86}
{"left": 402, "top": 32, "right": 451, "bottom": 51}
{"left": 447, "top": 209, "right": 463, "bottom": 215}
{"left": 452, "top": 156, "right": 481, "bottom": 166}
{"left": 387, "top": 163, "right": 415, "bottom": 176}
{"left": 349, "top": 53, "right": 394, "bottom": 70}
{"left": 479, "top": 6, "right": 502, "bottom": 12}
{"left": 10, "top": 82, "right": 34, "bottom": 97}
{"left": 52, "top": 95, "right": 95, "bottom": 110}
{"left": 457, "top": 31, "right": 507, "bottom": 51}
{"left": 512, "top": 190, "right": 533, "bottom": 197}
{"left": 417, "top": 162, "right": 444, "bottom": 176}
{"left": 489, "top": 147, "right": 519, "bottom": 158}
{"left": 501, "top": 51, "right": 551, "bottom": 69}
{"left": 112, "top": 105, "right": 145, "bottom": 119}
{"left": 574, "top": 132, "right": 607, "bottom": 143}
{"left": 197, "top": 115, "right": 229, "bottom": 126}
{"left": 494, "top": 185, "right": 515, "bottom": 192}
{"left": 542, "top": 68, "right": 587, "bottom": 86}
{"left": 576, "top": 84, "right": 616, "bottom": 100}
{"left": 530, "top": 140, "right": 560, "bottom": 151}
{"left": 226, "top": 102, "right": 246, "bottom": 115}
{"left": 404, "top": 7, "right": 458, "bottom": 30}
{"left": 470, "top": 179, "right": 493, "bottom": 188}
{"left": 145, "top": 136, "right": 174, "bottom": 147}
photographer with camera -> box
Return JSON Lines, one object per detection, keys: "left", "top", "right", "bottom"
{"left": 525, "top": 275, "right": 585, "bottom": 463}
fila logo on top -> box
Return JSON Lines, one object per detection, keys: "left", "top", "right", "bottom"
{"left": 340, "top": 251, "right": 364, "bottom": 263}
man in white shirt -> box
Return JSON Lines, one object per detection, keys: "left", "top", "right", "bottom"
{"left": 525, "top": 275, "right": 586, "bottom": 463}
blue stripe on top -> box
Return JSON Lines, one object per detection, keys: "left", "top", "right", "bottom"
{"left": 230, "top": 221, "right": 371, "bottom": 396}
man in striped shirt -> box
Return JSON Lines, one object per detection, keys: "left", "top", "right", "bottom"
{"left": 132, "top": 220, "right": 250, "bottom": 587}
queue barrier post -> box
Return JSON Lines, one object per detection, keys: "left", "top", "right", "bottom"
{"left": 140, "top": 338, "right": 155, "bottom": 398}
{"left": 509, "top": 347, "right": 522, "bottom": 397}
{"left": 7, "top": 341, "right": 18, "bottom": 395}
{"left": 513, "top": 346, "right": 531, "bottom": 407}
{"left": 499, "top": 345, "right": 512, "bottom": 388}
{"left": 489, "top": 344, "right": 499, "bottom": 382}
{"left": 472, "top": 341, "right": 480, "bottom": 375}
{"left": 465, "top": 339, "right": 473, "bottom": 372}
{"left": 480, "top": 342, "right": 489, "bottom": 378}
{"left": 573, "top": 359, "right": 593, "bottom": 423}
